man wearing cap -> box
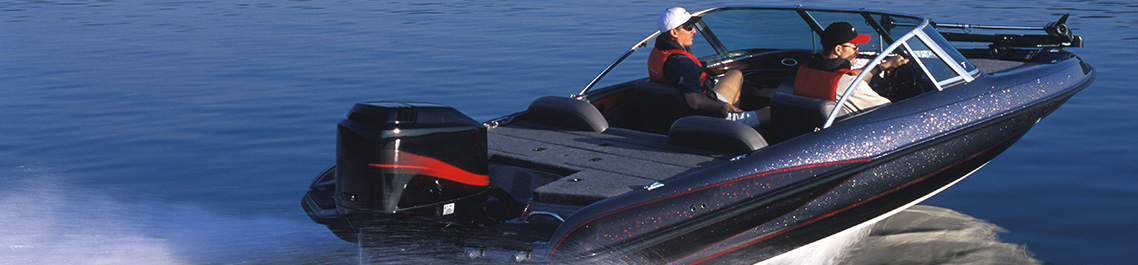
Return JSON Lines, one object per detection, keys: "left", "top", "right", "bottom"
{"left": 793, "top": 22, "right": 909, "bottom": 113}
{"left": 648, "top": 7, "right": 766, "bottom": 127}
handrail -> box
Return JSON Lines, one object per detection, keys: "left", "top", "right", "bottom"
{"left": 936, "top": 23, "right": 1044, "bottom": 31}
{"left": 935, "top": 14, "right": 1080, "bottom": 48}
{"left": 937, "top": 14, "right": 1069, "bottom": 31}
{"left": 577, "top": 33, "right": 658, "bottom": 96}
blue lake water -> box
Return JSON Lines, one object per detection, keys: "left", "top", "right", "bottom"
{"left": 1, "top": 0, "right": 1135, "bottom": 264}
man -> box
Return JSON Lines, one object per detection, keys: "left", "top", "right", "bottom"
{"left": 649, "top": 7, "right": 765, "bottom": 127}
{"left": 793, "top": 22, "right": 909, "bottom": 113}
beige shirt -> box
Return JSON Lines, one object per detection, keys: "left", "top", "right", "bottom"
{"left": 834, "top": 74, "right": 891, "bottom": 113}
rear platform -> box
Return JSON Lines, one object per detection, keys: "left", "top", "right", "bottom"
{"left": 487, "top": 121, "right": 735, "bottom": 206}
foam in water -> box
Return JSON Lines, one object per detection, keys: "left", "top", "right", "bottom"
{"left": 757, "top": 205, "right": 1041, "bottom": 265}
{"left": 0, "top": 166, "right": 355, "bottom": 264}
{"left": 754, "top": 220, "right": 872, "bottom": 265}
{"left": 0, "top": 167, "right": 185, "bottom": 264}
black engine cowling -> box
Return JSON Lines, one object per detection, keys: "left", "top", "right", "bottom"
{"left": 335, "top": 102, "right": 490, "bottom": 223}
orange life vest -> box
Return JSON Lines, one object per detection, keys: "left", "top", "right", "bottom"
{"left": 647, "top": 48, "right": 706, "bottom": 85}
{"left": 792, "top": 65, "right": 856, "bottom": 101}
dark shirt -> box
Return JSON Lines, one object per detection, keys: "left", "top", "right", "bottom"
{"left": 655, "top": 37, "right": 704, "bottom": 94}
{"left": 806, "top": 54, "right": 852, "bottom": 71}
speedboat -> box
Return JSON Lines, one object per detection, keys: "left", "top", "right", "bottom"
{"left": 301, "top": 6, "right": 1094, "bottom": 264}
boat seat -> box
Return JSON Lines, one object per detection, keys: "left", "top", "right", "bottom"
{"left": 668, "top": 116, "right": 768, "bottom": 154}
{"left": 524, "top": 96, "right": 609, "bottom": 133}
{"left": 632, "top": 80, "right": 719, "bottom": 134}
{"left": 769, "top": 92, "right": 839, "bottom": 142}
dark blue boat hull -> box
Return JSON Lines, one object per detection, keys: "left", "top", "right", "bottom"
{"left": 534, "top": 56, "right": 1094, "bottom": 263}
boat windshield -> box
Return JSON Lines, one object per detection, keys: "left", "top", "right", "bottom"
{"left": 580, "top": 7, "right": 980, "bottom": 111}
{"left": 692, "top": 9, "right": 920, "bottom": 59}
{"left": 689, "top": 7, "right": 980, "bottom": 126}
{"left": 823, "top": 18, "right": 981, "bottom": 127}
{"left": 693, "top": 8, "right": 976, "bottom": 85}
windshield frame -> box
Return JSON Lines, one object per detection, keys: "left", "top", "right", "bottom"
{"left": 825, "top": 18, "right": 980, "bottom": 127}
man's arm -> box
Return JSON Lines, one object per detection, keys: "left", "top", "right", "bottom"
{"left": 684, "top": 93, "right": 738, "bottom": 115}
{"left": 665, "top": 55, "right": 739, "bottom": 115}
{"left": 858, "top": 56, "right": 911, "bottom": 82}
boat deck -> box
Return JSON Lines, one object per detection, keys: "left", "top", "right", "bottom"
{"left": 487, "top": 121, "right": 734, "bottom": 205}
{"left": 970, "top": 58, "right": 1033, "bottom": 74}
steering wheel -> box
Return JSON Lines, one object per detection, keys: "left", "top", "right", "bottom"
{"left": 870, "top": 56, "right": 930, "bottom": 102}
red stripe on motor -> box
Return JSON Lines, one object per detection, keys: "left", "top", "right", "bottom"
{"left": 367, "top": 152, "right": 489, "bottom": 186}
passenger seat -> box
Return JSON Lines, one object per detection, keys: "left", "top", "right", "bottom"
{"left": 632, "top": 80, "right": 721, "bottom": 134}
{"left": 668, "top": 116, "right": 768, "bottom": 154}
{"left": 524, "top": 96, "right": 609, "bottom": 133}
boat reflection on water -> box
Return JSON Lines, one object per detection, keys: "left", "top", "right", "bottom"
{"left": 350, "top": 216, "right": 479, "bottom": 264}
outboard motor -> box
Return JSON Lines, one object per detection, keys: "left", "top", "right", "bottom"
{"left": 335, "top": 102, "right": 490, "bottom": 226}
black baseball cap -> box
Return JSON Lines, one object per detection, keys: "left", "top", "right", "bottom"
{"left": 821, "top": 22, "right": 871, "bottom": 48}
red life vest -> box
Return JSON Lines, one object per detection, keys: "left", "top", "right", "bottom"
{"left": 792, "top": 65, "right": 856, "bottom": 101}
{"left": 648, "top": 48, "right": 706, "bottom": 85}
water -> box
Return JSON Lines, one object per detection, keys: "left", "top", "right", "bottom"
{"left": 1, "top": 0, "right": 1135, "bottom": 264}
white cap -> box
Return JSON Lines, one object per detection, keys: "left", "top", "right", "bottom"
{"left": 657, "top": 7, "right": 693, "bottom": 33}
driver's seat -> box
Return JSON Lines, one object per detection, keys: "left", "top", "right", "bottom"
{"left": 769, "top": 92, "right": 839, "bottom": 142}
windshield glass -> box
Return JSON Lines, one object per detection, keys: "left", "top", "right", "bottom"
{"left": 697, "top": 9, "right": 816, "bottom": 54}
{"left": 805, "top": 11, "right": 887, "bottom": 52}
{"left": 889, "top": 25, "right": 978, "bottom": 88}
{"left": 695, "top": 9, "right": 928, "bottom": 55}
{"left": 904, "top": 34, "right": 960, "bottom": 86}
{"left": 922, "top": 26, "right": 977, "bottom": 77}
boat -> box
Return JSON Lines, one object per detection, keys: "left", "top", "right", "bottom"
{"left": 301, "top": 6, "right": 1094, "bottom": 264}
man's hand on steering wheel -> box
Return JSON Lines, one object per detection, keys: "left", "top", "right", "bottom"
{"left": 879, "top": 55, "right": 911, "bottom": 72}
